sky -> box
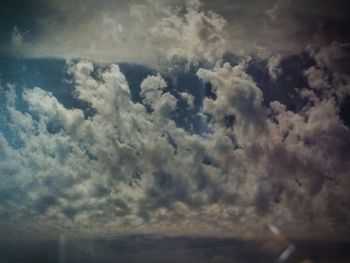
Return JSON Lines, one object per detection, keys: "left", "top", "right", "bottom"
{"left": 0, "top": 0, "right": 350, "bottom": 247}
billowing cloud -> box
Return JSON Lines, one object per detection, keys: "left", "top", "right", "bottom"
{"left": 306, "top": 42, "right": 350, "bottom": 100}
{"left": 0, "top": 0, "right": 350, "bottom": 247}
{"left": 0, "top": 57, "right": 349, "bottom": 241}
{"left": 197, "top": 61, "right": 266, "bottom": 146}
{"left": 149, "top": 1, "right": 226, "bottom": 67}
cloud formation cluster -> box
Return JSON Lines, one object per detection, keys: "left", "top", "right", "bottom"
{"left": 0, "top": 54, "right": 349, "bottom": 240}
{"left": 1, "top": 0, "right": 350, "bottom": 243}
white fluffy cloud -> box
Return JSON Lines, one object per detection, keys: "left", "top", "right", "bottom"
{"left": 197, "top": 61, "right": 266, "bottom": 146}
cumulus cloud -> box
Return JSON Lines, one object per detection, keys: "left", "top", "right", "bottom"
{"left": 1, "top": 0, "right": 350, "bottom": 245}
{"left": 306, "top": 42, "right": 350, "bottom": 100}
{"left": 197, "top": 61, "right": 266, "bottom": 146}
{"left": 0, "top": 58, "right": 349, "bottom": 241}
{"left": 149, "top": 1, "right": 226, "bottom": 67}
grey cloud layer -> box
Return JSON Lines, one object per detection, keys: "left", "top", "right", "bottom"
{"left": 4, "top": 0, "right": 350, "bottom": 65}
{"left": 0, "top": 53, "right": 349, "bottom": 240}
{"left": 5, "top": 0, "right": 226, "bottom": 66}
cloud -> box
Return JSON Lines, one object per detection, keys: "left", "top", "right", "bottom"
{"left": 305, "top": 41, "right": 350, "bottom": 105}
{"left": 197, "top": 61, "right": 266, "bottom": 146}
{"left": 265, "top": 0, "right": 292, "bottom": 22}
{"left": 180, "top": 92, "right": 195, "bottom": 108}
{"left": 267, "top": 55, "right": 282, "bottom": 80}
{"left": 2, "top": 0, "right": 349, "bottom": 68}
{"left": 149, "top": 2, "right": 226, "bottom": 67}
{"left": 1, "top": 0, "right": 227, "bottom": 68}
{"left": 10, "top": 26, "right": 24, "bottom": 48}
{"left": 1, "top": 58, "right": 349, "bottom": 241}
{"left": 1, "top": 0, "right": 350, "bottom": 244}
